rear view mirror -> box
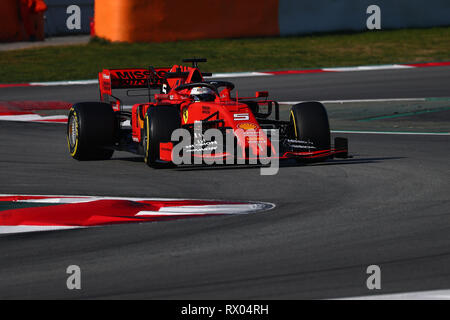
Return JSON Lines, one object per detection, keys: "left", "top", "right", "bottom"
{"left": 256, "top": 91, "right": 269, "bottom": 98}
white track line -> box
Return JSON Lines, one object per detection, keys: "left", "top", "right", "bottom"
{"left": 0, "top": 226, "right": 82, "bottom": 235}
{"left": 0, "top": 114, "right": 68, "bottom": 122}
{"left": 136, "top": 204, "right": 270, "bottom": 216}
{"left": 29, "top": 79, "right": 98, "bottom": 86}
{"left": 331, "top": 130, "right": 450, "bottom": 136}
{"left": 207, "top": 72, "right": 270, "bottom": 78}
{"left": 340, "top": 289, "right": 450, "bottom": 300}
{"left": 279, "top": 98, "right": 428, "bottom": 104}
{"left": 323, "top": 64, "right": 414, "bottom": 72}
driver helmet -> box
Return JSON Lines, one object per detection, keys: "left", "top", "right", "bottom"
{"left": 190, "top": 86, "right": 216, "bottom": 102}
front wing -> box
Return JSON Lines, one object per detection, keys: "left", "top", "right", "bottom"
{"left": 158, "top": 137, "right": 349, "bottom": 164}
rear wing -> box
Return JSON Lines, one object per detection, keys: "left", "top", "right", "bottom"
{"left": 98, "top": 62, "right": 212, "bottom": 105}
{"left": 98, "top": 67, "right": 171, "bottom": 99}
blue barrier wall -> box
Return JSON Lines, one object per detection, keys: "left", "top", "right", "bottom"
{"left": 279, "top": 0, "right": 450, "bottom": 36}
{"left": 45, "top": 0, "right": 94, "bottom": 36}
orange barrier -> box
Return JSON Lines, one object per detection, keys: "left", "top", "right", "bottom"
{"left": 95, "top": 0, "right": 279, "bottom": 42}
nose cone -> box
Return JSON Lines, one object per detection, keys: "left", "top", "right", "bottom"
{"left": 234, "top": 127, "right": 272, "bottom": 159}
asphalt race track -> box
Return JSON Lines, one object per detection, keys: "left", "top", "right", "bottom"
{"left": 2, "top": 66, "right": 450, "bottom": 102}
{"left": 0, "top": 67, "right": 449, "bottom": 299}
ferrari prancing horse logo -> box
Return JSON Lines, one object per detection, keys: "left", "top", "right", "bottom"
{"left": 182, "top": 107, "right": 189, "bottom": 124}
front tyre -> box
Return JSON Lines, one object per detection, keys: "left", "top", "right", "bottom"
{"left": 289, "top": 102, "right": 331, "bottom": 150}
{"left": 143, "top": 106, "right": 180, "bottom": 167}
{"left": 67, "top": 102, "right": 115, "bottom": 160}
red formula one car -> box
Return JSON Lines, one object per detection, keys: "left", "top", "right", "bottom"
{"left": 67, "top": 58, "right": 348, "bottom": 167}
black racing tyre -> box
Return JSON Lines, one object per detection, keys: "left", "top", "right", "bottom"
{"left": 143, "top": 106, "right": 180, "bottom": 167}
{"left": 67, "top": 102, "right": 115, "bottom": 161}
{"left": 289, "top": 102, "right": 331, "bottom": 150}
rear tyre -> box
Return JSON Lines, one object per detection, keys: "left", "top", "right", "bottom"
{"left": 289, "top": 102, "right": 331, "bottom": 150}
{"left": 143, "top": 106, "right": 180, "bottom": 167}
{"left": 67, "top": 102, "right": 115, "bottom": 160}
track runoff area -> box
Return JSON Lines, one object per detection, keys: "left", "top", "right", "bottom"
{"left": 0, "top": 63, "right": 449, "bottom": 303}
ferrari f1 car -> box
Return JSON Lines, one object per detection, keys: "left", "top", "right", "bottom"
{"left": 67, "top": 58, "right": 348, "bottom": 167}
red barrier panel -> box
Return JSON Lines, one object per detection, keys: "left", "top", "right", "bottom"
{"left": 95, "top": 0, "right": 279, "bottom": 42}
{"left": 0, "top": 0, "right": 23, "bottom": 41}
{"left": 0, "top": 0, "right": 47, "bottom": 42}
{"left": 20, "top": 0, "right": 47, "bottom": 41}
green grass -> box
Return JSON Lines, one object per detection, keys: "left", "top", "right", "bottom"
{"left": 1, "top": 27, "right": 450, "bottom": 83}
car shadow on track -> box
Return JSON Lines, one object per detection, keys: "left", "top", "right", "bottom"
{"left": 111, "top": 156, "right": 405, "bottom": 171}
{"left": 112, "top": 156, "right": 145, "bottom": 163}
{"left": 171, "top": 156, "right": 406, "bottom": 172}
